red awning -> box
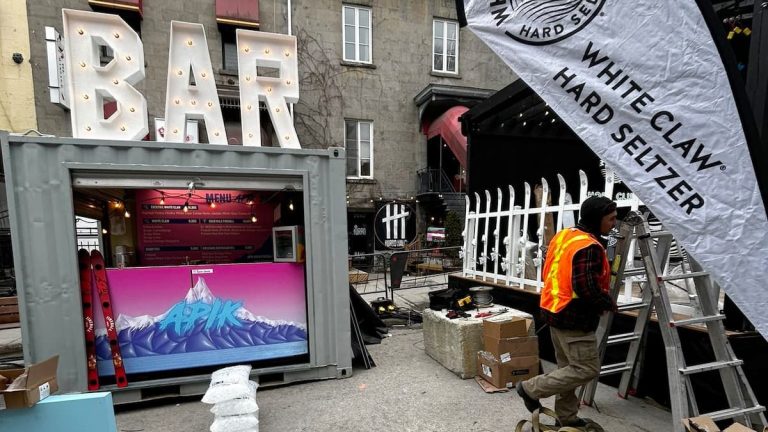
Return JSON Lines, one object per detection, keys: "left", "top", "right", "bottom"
{"left": 88, "top": 0, "right": 143, "bottom": 16}
{"left": 216, "top": 0, "right": 260, "bottom": 28}
{"left": 426, "top": 106, "right": 469, "bottom": 169}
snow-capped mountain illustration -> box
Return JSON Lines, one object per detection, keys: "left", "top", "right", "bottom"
{"left": 96, "top": 276, "right": 307, "bottom": 363}
{"left": 184, "top": 276, "right": 216, "bottom": 304}
{"left": 115, "top": 314, "right": 155, "bottom": 330}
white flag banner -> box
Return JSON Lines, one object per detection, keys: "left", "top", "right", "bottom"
{"left": 458, "top": 0, "right": 768, "bottom": 338}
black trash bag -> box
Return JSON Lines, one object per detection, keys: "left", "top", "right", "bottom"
{"left": 428, "top": 287, "right": 473, "bottom": 311}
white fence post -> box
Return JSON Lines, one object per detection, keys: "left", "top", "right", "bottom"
{"left": 492, "top": 188, "right": 502, "bottom": 284}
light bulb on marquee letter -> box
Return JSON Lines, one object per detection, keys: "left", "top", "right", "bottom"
{"left": 62, "top": 9, "right": 148, "bottom": 140}
{"left": 237, "top": 29, "right": 300, "bottom": 148}
{"left": 164, "top": 21, "right": 227, "bottom": 144}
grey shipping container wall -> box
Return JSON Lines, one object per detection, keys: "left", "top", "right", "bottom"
{"left": 0, "top": 133, "right": 352, "bottom": 400}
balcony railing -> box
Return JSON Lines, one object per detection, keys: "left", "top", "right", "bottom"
{"left": 417, "top": 168, "right": 456, "bottom": 194}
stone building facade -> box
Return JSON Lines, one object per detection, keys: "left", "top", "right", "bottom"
{"left": 23, "top": 0, "right": 516, "bottom": 255}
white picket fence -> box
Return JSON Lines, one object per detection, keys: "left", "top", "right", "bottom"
{"left": 461, "top": 169, "right": 643, "bottom": 299}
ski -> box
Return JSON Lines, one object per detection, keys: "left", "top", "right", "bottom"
{"left": 91, "top": 250, "right": 128, "bottom": 388}
{"left": 78, "top": 249, "right": 100, "bottom": 391}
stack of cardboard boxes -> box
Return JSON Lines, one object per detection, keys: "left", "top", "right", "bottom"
{"left": 683, "top": 416, "right": 767, "bottom": 432}
{"left": 476, "top": 316, "right": 539, "bottom": 389}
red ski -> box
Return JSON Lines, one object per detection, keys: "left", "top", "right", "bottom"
{"left": 78, "top": 249, "right": 100, "bottom": 391}
{"left": 91, "top": 250, "right": 128, "bottom": 388}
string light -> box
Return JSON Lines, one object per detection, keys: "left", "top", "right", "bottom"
{"left": 183, "top": 201, "right": 190, "bottom": 212}
{"left": 102, "top": 228, "right": 108, "bottom": 234}
{"left": 251, "top": 215, "right": 258, "bottom": 223}
{"left": 288, "top": 200, "right": 294, "bottom": 211}
{"left": 209, "top": 201, "right": 217, "bottom": 209}
{"left": 159, "top": 194, "right": 165, "bottom": 205}
{"left": 124, "top": 210, "right": 131, "bottom": 218}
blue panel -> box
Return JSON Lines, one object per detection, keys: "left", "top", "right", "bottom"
{"left": 0, "top": 393, "right": 117, "bottom": 432}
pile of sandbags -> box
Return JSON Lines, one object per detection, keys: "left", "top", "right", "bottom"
{"left": 202, "top": 365, "right": 259, "bottom": 432}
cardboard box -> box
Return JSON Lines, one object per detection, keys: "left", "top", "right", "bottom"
{"left": 723, "top": 424, "right": 758, "bottom": 432}
{"left": 482, "top": 316, "right": 532, "bottom": 339}
{"left": 0, "top": 356, "right": 59, "bottom": 410}
{"left": 683, "top": 416, "right": 762, "bottom": 432}
{"left": 476, "top": 351, "right": 538, "bottom": 389}
{"left": 483, "top": 335, "right": 539, "bottom": 362}
{"left": 683, "top": 416, "right": 720, "bottom": 432}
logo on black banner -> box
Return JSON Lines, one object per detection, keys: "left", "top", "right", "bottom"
{"left": 374, "top": 203, "right": 416, "bottom": 250}
{"left": 492, "top": 0, "right": 605, "bottom": 46}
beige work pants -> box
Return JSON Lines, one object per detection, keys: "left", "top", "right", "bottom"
{"left": 522, "top": 327, "right": 600, "bottom": 424}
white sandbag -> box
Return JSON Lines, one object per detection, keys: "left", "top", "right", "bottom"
{"left": 209, "top": 413, "right": 259, "bottom": 432}
{"left": 210, "top": 381, "right": 259, "bottom": 415}
{"left": 210, "top": 365, "right": 251, "bottom": 385}
{"left": 202, "top": 365, "right": 253, "bottom": 404}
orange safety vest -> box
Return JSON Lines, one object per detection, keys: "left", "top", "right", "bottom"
{"left": 540, "top": 228, "right": 610, "bottom": 314}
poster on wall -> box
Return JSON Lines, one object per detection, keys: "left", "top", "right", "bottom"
{"left": 93, "top": 263, "right": 308, "bottom": 375}
{"left": 135, "top": 189, "right": 274, "bottom": 265}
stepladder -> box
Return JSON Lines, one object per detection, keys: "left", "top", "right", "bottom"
{"left": 582, "top": 211, "right": 765, "bottom": 431}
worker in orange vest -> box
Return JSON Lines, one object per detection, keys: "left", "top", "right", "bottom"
{"left": 516, "top": 195, "right": 617, "bottom": 428}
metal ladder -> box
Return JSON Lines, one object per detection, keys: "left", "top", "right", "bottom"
{"left": 580, "top": 212, "right": 656, "bottom": 405}
{"left": 587, "top": 211, "right": 766, "bottom": 431}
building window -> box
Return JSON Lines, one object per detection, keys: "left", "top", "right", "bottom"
{"left": 345, "top": 120, "right": 373, "bottom": 178}
{"left": 221, "top": 28, "right": 239, "bottom": 72}
{"left": 433, "top": 19, "right": 458, "bottom": 74}
{"left": 342, "top": 5, "right": 371, "bottom": 63}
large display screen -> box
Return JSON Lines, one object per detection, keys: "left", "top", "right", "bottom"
{"left": 93, "top": 262, "right": 308, "bottom": 375}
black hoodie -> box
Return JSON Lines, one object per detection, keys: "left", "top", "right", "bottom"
{"left": 576, "top": 196, "right": 617, "bottom": 248}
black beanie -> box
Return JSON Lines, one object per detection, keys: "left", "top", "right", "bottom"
{"left": 578, "top": 196, "right": 617, "bottom": 237}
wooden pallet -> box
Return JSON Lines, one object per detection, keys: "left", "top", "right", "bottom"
{"left": 0, "top": 297, "right": 20, "bottom": 325}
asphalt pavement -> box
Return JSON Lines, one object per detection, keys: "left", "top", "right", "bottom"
{"left": 114, "top": 327, "right": 672, "bottom": 432}
{"left": 1, "top": 282, "right": 674, "bottom": 431}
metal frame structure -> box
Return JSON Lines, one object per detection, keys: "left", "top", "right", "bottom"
{"left": 0, "top": 132, "right": 352, "bottom": 402}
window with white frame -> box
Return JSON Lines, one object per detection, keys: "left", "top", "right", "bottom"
{"left": 345, "top": 120, "right": 373, "bottom": 178}
{"left": 342, "top": 5, "right": 372, "bottom": 63}
{"left": 433, "top": 19, "right": 458, "bottom": 73}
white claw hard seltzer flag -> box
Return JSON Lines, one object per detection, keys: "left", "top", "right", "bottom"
{"left": 458, "top": 0, "right": 768, "bottom": 339}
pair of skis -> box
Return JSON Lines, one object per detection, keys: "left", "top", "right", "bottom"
{"left": 78, "top": 249, "right": 128, "bottom": 390}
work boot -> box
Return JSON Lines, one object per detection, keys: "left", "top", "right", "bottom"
{"left": 560, "top": 417, "right": 604, "bottom": 431}
{"left": 515, "top": 383, "right": 541, "bottom": 413}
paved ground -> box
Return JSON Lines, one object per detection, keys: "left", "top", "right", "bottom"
{"left": 114, "top": 328, "right": 672, "bottom": 432}
{"left": 1, "top": 282, "right": 674, "bottom": 431}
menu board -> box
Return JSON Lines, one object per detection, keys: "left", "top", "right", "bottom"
{"left": 135, "top": 189, "right": 274, "bottom": 265}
